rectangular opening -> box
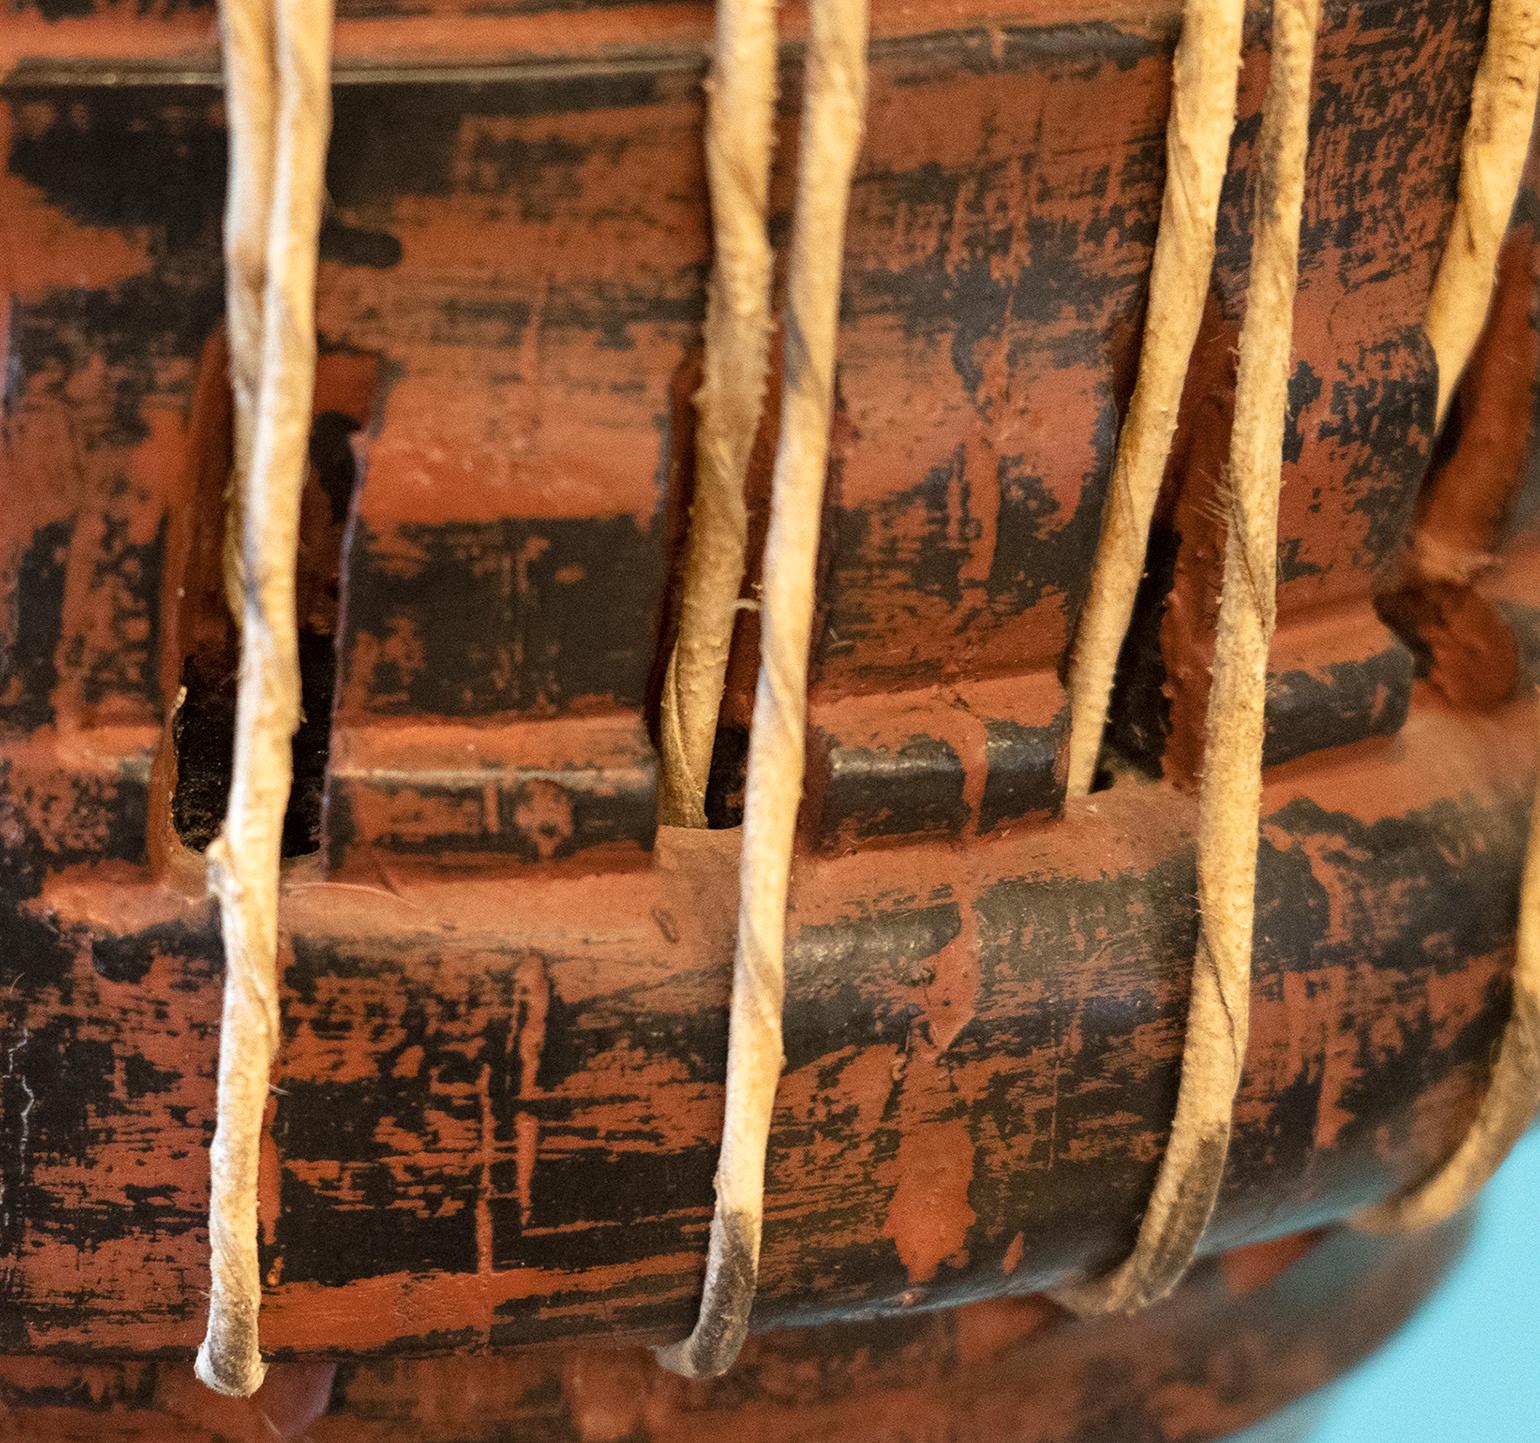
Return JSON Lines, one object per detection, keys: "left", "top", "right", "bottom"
{"left": 170, "top": 338, "right": 379, "bottom": 859}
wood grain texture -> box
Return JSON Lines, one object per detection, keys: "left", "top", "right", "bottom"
{"left": 0, "top": 1221, "right": 1473, "bottom": 1442}
{"left": 0, "top": 695, "right": 1530, "bottom": 1354}
{"left": 1, "top": 0, "right": 1536, "bottom": 1360}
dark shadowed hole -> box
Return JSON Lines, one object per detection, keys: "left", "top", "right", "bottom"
{"left": 704, "top": 723, "right": 749, "bottom": 828}
{"left": 172, "top": 409, "right": 361, "bottom": 858}
{"left": 1095, "top": 523, "right": 1182, "bottom": 789}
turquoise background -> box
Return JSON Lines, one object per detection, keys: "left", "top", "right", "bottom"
{"left": 1303, "top": 1129, "right": 1540, "bottom": 1440}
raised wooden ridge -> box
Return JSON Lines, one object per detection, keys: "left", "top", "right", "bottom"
{"left": 4, "top": 0, "right": 1537, "bottom": 1361}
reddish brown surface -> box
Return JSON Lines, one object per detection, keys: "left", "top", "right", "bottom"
{"left": 0, "top": 0, "right": 1535, "bottom": 1395}
{"left": 0, "top": 686, "right": 1529, "bottom": 1358}
{"left": 1383, "top": 219, "right": 1540, "bottom": 709}
{"left": 0, "top": 2, "right": 1192, "bottom": 78}
{"left": 0, "top": 1220, "right": 1472, "bottom": 1442}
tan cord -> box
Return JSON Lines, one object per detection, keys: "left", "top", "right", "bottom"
{"left": 218, "top": 0, "right": 277, "bottom": 624}
{"left": 1063, "top": 0, "right": 1245, "bottom": 798}
{"left": 1355, "top": 716, "right": 1540, "bottom": 1234}
{"left": 655, "top": 0, "right": 868, "bottom": 1379}
{"left": 1426, "top": 0, "right": 1540, "bottom": 431}
{"left": 657, "top": 0, "right": 778, "bottom": 829}
{"left": 1352, "top": 1, "right": 1540, "bottom": 1233}
{"left": 201, "top": 0, "right": 334, "bottom": 1399}
{"left": 1055, "top": 0, "right": 1320, "bottom": 1317}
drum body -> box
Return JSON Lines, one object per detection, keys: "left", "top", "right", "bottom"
{"left": 1, "top": 0, "right": 1537, "bottom": 1437}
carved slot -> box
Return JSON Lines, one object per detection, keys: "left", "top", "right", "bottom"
{"left": 169, "top": 339, "right": 378, "bottom": 859}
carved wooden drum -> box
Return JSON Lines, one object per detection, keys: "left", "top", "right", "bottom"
{"left": 2, "top": 0, "right": 1538, "bottom": 1438}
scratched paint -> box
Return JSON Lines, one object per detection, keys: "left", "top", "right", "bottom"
{"left": 0, "top": 0, "right": 1535, "bottom": 1385}
{"left": 0, "top": 1219, "right": 1472, "bottom": 1442}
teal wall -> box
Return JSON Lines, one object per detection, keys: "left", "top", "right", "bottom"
{"left": 1305, "top": 1130, "right": 1540, "bottom": 1440}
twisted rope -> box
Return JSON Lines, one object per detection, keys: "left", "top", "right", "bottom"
{"left": 1064, "top": 0, "right": 1245, "bottom": 798}
{"left": 1355, "top": 725, "right": 1540, "bottom": 1233}
{"left": 1056, "top": 0, "right": 1321, "bottom": 1316}
{"left": 201, "top": 0, "right": 334, "bottom": 1398}
{"left": 1426, "top": 0, "right": 1540, "bottom": 430}
{"left": 1354, "top": 0, "right": 1540, "bottom": 1234}
{"left": 218, "top": 0, "right": 276, "bottom": 624}
{"left": 195, "top": 0, "right": 1540, "bottom": 1386}
{"left": 655, "top": 0, "right": 869, "bottom": 1378}
{"left": 657, "top": 0, "right": 778, "bottom": 829}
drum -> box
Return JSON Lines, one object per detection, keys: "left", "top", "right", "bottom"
{"left": 1, "top": 0, "right": 1536, "bottom": 1437}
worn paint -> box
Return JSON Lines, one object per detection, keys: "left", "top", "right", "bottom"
{"left": 0, "top": 1, "right": 1535, "bottom": 1414}
{"left": 0, "top": 1219, "right": 1472, "bottom": 1442}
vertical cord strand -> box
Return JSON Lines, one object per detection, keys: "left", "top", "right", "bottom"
{"left": 1355, "top": 726, "right": 1540, "bottom": 1233}
{"left": 218, "top": 0, "right": 277, "bottom": 623}
{"left": 655, "top": 0, "right": 869, "bottom": 1379}
{"left": 1426, "top": 0, "right": 1540, "bottom": 430}
{"left": 658, "top": 0, "right": 778, "bottom": 829}
{"left": 1353, "top": 0, "right": 1540, "bottom": 1234}
{"left": 201, "top": 0, "right": 334, "bottom": 1398}
{"left": 1055, "top": 0, "right": 1321, "bottom": 1317}
{"left": 1064, "top": 0, "right": 1245, "bottom": 798}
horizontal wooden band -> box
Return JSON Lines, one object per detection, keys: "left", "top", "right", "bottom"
{"left": 1, "top": 686, "right": 1531, "bottom": 1357}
